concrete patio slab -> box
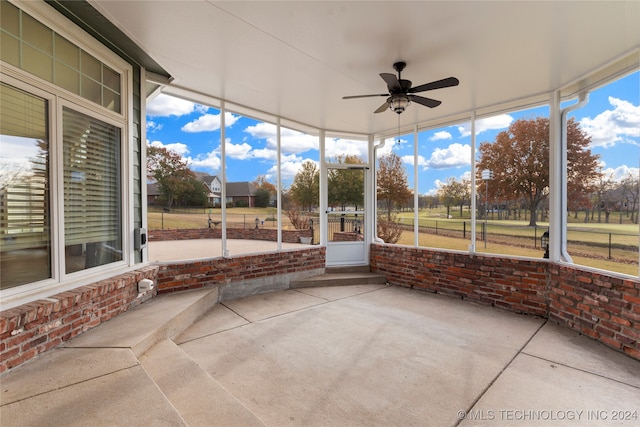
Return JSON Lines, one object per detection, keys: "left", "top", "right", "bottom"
{"left": 221, "top": 289, "right": 328, "bottom": 322}
{"left": 0, "top": 347, "right": 138, "bottom": 405}
{"left": 2, "top": 285, "right": 638, "bottom": 427}
{"left": 62, "top": 287, "right": 217, "bottom": 356}
{"left": 461, "top": 353, "right": 640, "bottom": 426}
{"left": 149, "top": 239, "right": 307, "bottom": 262}
{"left": 296, "top": 283, "right": 388, "bottom": 300}
{"left": 180, "top": 286, "right": 546, "bottom": 426}
{"left": 1, "top": 365, "right": 184, "bottom": 427}
{"left": 140, "top": 339, "right": 264, "bottom": 426}
{"left": 522, "top": 322, "right": 640, "bottom": 388}
{"left": 175, "top": 303, "right": 249, "bottom": 345}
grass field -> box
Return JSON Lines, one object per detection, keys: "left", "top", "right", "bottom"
{"left": 148, "top": 206, "right": 639, "bottom": 276}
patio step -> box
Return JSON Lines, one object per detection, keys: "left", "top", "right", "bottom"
{"left": 290, "top": 266, "right": 387, "bottom": 288}
{"left": 62, "top": 287, "right": 219, "bottom": 356}
{"left": 140, "top": 339, "right": 264, "bottom": 426}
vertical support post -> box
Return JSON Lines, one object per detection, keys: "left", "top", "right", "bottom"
{"left": 414, "top": 125, "right": 419, "bottom": 247}
{"left": 276, "top": 118, "right": 282, "bottom": 251}
{"left": 220, "top": 101, "right": 228, "bottom": 257}
{"left": 469, "top": 111, "right": 477, "bottom": 253}
{"left": 548, "top": 91, "right": 562, "bottom": 262}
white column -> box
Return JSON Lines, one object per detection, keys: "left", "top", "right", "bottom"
{"left": 220, "top": 101, "right": 228, "bottom": 257}
{"left": 414, "top": 125, "right": 419, "bottom": 247}
{"left": 549, "top": 91, "right": 562, "bottom": 262}
{"left": 319, "top": 130, "right": 327, "bottom": 247}
{"left": 469, "top": 112, "right": 477, "bottom": 253}
{"left": 276, "top": 118, "right": 282, "bottom": 250}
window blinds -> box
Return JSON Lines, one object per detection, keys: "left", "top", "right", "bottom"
{"left": 63, "top": 107, "right": 121, "bottom": 247}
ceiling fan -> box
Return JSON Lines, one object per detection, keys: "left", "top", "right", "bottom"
{"left": 343, "top": 61, "right": 459, "bottom": 114}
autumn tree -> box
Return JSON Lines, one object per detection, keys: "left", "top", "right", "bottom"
{"left": 253, "top": 175, "right": 277, "bottom": 196}
{"left": 477, "top": 117, "right": 599, "bottom": 226}
{"left": 147, "top": 145, "right": 197, "bottom": 208}
{"left": 377, "top": 152, "right": 412, "bottom": 220}
{"left": 290, "top": 160, "right": 319, "bottom": 211}
{"left": 328, "top": 155, "right": 364, "bottom": 210}
{"left": 253, "top": 175, "right": 277, "bottom": 208}
{"left": 438, "top": 177, "right": 470, "bottom": 217}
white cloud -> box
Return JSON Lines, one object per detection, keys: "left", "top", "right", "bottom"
{"left": 458, "top": 114, "right": 513, "bottom": 137}
{"left": 147, "top": 140, "right": 190, "bottom": 156}
{"left": 182, "top": 112, "right": 239, "bottom": 133}
{"left": 266, "top": 157, "right": 318, "bottom": 182}
{"left": 602, "top": 164, "right": 640, "bottom": 182}
{"left": 146, "top": 120, "right": 163, "bottom": 132}
{"left": 188, "top": 151, "right": 221, "bottom": 172}
{"left": 244, "top": 122, "right": 318, "bottom": 154}
{"left": 325, "top": 138, "right": 368, "bottom": 160}
{"left": 224, "top": 141, "right": 253, "bottom": 160}
{"left": 430, "top": 131, "right": 452, "bottom": 141}
{"left": 422, "top": 143, "right": 471, "bottom": 169}
{"left": 147, "top": 94, "right": 199, "bottom": 117}
{"left": 580, "top": 97, "right": 640, "bottom": 148}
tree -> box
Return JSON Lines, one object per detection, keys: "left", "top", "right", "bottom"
{"left": 290, "top": 160, "right": 319, "bottom": 211}
{"left": 377, "top": 152, "right": 412, "bottom": 220}
{"left": 438, "top": 177, "right": 468, "bottom": 217}
{"left": 328, "top": 155, "right": 364, "bottom": 210}
{"left": 180, "top": 177, "right": 209, "bottom": 206}
{"left": 253, "top": 175, "right": 277, "bottom": 197}
{"left": 477, "top": 117, "right": 600, "bottom": 226}
{"left": 254, "top": 188, "right": 271, "bottom": 208}
{"left": 147, "top": 145, "right": 197, "bottom": 208}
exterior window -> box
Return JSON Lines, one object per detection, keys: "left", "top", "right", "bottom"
{"left": 0, "top": 1, "right": 122, "bottom": 113}
{"left": 0, "top": 82, "right": 51, "bottom": 288}
{"left": 1, "top": 1, "right": 130, "bottom": 297}
{"left": 63, "top": 107, "right": 122, "bottom": 272}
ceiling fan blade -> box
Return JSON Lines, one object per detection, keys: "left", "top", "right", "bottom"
{"left": 409, "top": 77, "right": 460, "bottom": 93}
{"left": 409, "top": 95, "right": 442, "bottom": 108}
{"left": 343, "top": 94, "right": 388, "bottom": 99}
{"left": 374, "top": 101, "right": 390, "bottom": 113}
{"left": 380, "top": 73, "right": 401, "bottom": 92}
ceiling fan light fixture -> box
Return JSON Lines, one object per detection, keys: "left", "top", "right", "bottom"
{"left": 390, "top": 95, "right": 410, "bottom": 114}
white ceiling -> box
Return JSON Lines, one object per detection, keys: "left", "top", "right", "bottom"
{"left": 90, "top": 0, "right": 639, "bottom": 137}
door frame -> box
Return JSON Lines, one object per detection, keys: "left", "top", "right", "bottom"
{"left": 320, "top": 162, "right": 372, "bottom": 267}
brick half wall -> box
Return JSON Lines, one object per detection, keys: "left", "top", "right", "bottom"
{"left": 156, "top": 246, "right": 326, "bottom": 296}
{"left": 370, "top": 243, "right": 639, "bottom": 360}
{"left": 0, "top": 266, "right": 159, "bottom": 373}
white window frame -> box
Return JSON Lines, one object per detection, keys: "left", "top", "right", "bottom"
{"left": 0, "top": 0, "right": 135, "bottom": 310}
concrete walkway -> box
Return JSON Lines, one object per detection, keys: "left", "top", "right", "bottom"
{"left": 1, "top": 284, "right": 639, "bottom": 426}
{"left": 148, "top": 239, "right": 309, "bottom": 262}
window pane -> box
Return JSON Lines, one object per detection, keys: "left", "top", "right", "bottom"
{"left": 54, "top": 60, "right": 79, "bottom": 93}
{"left": 63, "top": 107, "right": 122, "bottom": 273}
{"left": 54, "top": 34, "right": 79, "bottom": 69}
{"left": 0, "top": 83, "right": 51, "bottom": 288}
{"left": 0, "top": 32, "right": 20, "bottom": 67}
{"left": 81, "top": 51, "right": 101, "bottom": 81}
{"left": 1, "top": 0, "right": 20, "bottom": 37}
{"left": 22, "top": 13, "right": 52, "bottom": 55}
{"left": 22, "top": 44, "right": 53, "bottom": 82}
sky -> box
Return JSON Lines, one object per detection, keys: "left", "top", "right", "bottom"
{"left": 146, "top": 71, "right": 639, "bottom": 196}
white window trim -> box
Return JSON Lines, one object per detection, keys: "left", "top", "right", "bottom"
{"left": 1, "top": 0, "right": 137, "bottom": 311}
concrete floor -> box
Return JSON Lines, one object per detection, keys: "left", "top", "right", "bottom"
{"left": 1, "top": 284, "right": 639, "bottom": 426}
{"left": 148, "top": 239, "right": 308, "bottom": 262}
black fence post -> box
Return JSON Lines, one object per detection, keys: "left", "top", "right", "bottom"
{"left": 609, "top": 233, "right": 612, "bottom": 259}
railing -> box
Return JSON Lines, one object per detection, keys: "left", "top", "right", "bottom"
{"left": 327, "top": 213, "right": 364, "bottom": 242}
{"left": 396, "top": 217, "right": 638, "bottom": 260}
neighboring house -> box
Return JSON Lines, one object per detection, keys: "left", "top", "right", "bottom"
{"left": 226, "top": 181, "right": 257, "bottom": 207}
{"left": 146, "top": 177, "right": 256, "bottom": 207}
{"left": 146, "top": 182, "right": 162, "bottom": 205}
